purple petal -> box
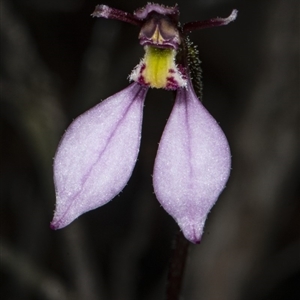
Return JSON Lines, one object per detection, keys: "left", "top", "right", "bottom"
{"left": 153, "top": 81, "right": 231, "bottom": 243}
{"left": 51, "top": 83, "right": 148, "bottom": 229}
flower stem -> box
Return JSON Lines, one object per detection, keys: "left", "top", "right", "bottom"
{"left": 166, "top": 230, "right": 190, "bottom": 300}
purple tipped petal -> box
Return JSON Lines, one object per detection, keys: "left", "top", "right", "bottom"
{"left": 153, "top": 81, "right": 231, "bottom": 243}
{"left": 51, "top": 83, "right": 148, "bottom": 229}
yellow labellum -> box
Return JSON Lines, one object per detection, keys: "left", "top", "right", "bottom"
{"left": 143, "top": 46, "right": 175, "bottom": 89}
{"left": 129, "top": 45, "right": 186, "bottom": 89}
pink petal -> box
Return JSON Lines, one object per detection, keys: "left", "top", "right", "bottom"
{"left": 153, "top": 81, "right": 231, "bottom": 243}
{"left": 51, "top": 83, "right": 147, "bottom": 229}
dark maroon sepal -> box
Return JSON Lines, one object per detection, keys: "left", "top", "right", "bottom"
{"left": 183, "top": 9, "right": 238, "bottom": 33}
{"left": 91, "top": 4, "right": 142, "bottom": 26}
{"left": 134, "top": 3, "right": 179, "bottom": 21}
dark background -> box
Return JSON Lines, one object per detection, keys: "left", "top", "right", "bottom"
{"left": 1, "top": 0, "right": 299, "bottom": 299}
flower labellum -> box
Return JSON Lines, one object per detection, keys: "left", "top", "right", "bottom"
{"left": 129, "top": 46, "right": 187, "bottom": 89}
{"left": 51, "top": 3, "right": 237, "bottom": 243}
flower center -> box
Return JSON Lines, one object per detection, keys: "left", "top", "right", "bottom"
{"left": 129, "top": 45, "right": 186, "bottom": 90}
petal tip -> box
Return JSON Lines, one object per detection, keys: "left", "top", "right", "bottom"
{"left": 50, "top": 215, "right": 68, "bottom": 230}
{"left": 180, "top": 222, "right": 203, "bottom": 244}
{"left": 191, "top": 238, "right": 201, "bottom": 244}
{"left": 185, "top": 232, "right": 202, "bottom": 244}
{"left": 50, "top": 221, "right": 59, "bottom": 230}
{"left": 190, "top": 233, "right": 202, "bottom": 244}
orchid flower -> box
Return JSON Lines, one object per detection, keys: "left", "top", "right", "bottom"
{"left": 50, "top": 3, "right": 237, "bottom": 243}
